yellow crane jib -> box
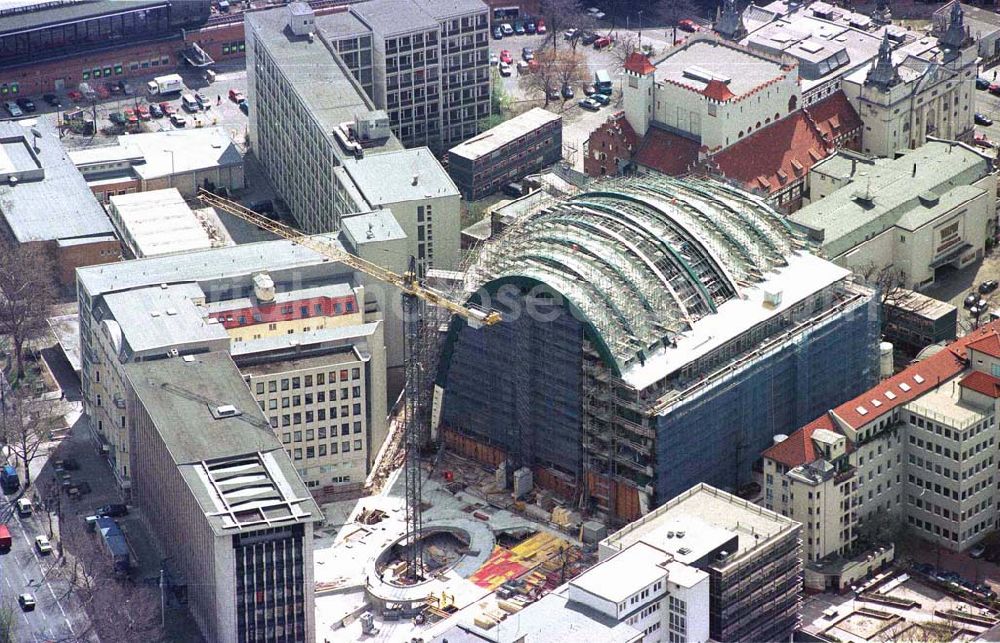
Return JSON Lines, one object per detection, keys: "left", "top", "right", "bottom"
{"left": 195, "top": 189, "right": 501, "bottom": 328}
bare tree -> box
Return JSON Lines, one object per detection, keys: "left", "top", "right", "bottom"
{"left": 518, "top": 49, "right": 563, "bottom": 107}
{"left": 0, "top": 242, "right": 55, "bottom": 381}
{"left": 60, "top": 517, "right": 163, "bottom": 642}
{"left": 553, "top": 48, "right": 591, "bottom": 99}
{"left": 0, "top": 599, "right": 16, "bottom": 643}
{"left": 537, "top": 0, "right": 578, "bottom": 52}
{"left": 1, "top": 388, "right": 58, "bottom": 489}
{"left": 855, "top": 263, "right": 936, "bottom": 336}
{"left": 611, "top": 32, "right": 642, "bottom": 72}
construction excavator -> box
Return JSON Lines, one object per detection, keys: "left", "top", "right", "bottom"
{"left": 196, "top": 189, "right": 501, "bottom": 581}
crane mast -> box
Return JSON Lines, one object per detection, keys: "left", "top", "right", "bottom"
{"left": 197, "top": 190, "right": 500, "bottom": 581}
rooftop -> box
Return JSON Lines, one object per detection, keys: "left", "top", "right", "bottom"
{"left": 907, "top": 379, "right": 990, "bottom": 427}
{"left": 240, "top": 347, "right": 361, "bottom": 377}
{"left": 463, "top": 175, "right": 807, "bottom": 382}
{"left": 0, "top": 0, "right": 166, "bottom": 36}
{"left": 765, "top": 321, "right": 1000, "bottom": 468}
{"left": 633, "top": 126, "right": 700, "bottom": 176}
{"left": 448, "top": 108, "right": 561, "bottom": 162}
{"left": 887, "top": 288, "right": 957, "bottom": 321}
{"left": 109, "top": 188, "right": 214, "bottom": 258}
{"left": 960, "top": 371, "right": 1000, "bottom": 399}
{"left": 352, "top": 0, "right": 440, "bottom": 35}
{"left": 101, "top": 283, "right": 228, "bottom": 356}
{"left": 77, "top": 237, "right": 348, "bottom": 298}
{"left": 570, "top": 541, "right": 668, "bottom": 603}
{"left": 790, "top": 140, "right": 993, "bottom": 258}
{"left": 0, "top": 120, "right": 114, "bottom": 243}
{"left": 411, "top": 0, "right": 488, "bottom": 20}
{"left": 114, "top": 127, "right": 241, "bottom": 180}
{"left": 230, "top": 321, "right": 381, "bottom": 357}
{"left": 601, "top": 483, "right": 798, "bottom": 568}
{"left": 246, "top": 7, "right": 403, "bottom": 157}
{"left": 653, "top": 37, "right": 789, "bottom": 98}
{"left": 312, "top": 7, "right": 369, "bottom": 39}
{"left": 343, "top": 147, "right": 459, "bottom": 206}
{"left": 340, "top": 209, "right": 407, "bottom": 245}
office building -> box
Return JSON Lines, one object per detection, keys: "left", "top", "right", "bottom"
{"left": 447, "top": 107, "right": 562, "bottom": 200}
{"left": 0, "top": 120, "right": 118, "bottom": 287}
{"left": 77, "top": 239, "right": 389, "bottom": 498}
{"left": 432, "top": 483, "right": 799, "bottom": 643}
{"left": 763, "top": 321, "right": 1000, "bottom": 591}
{"left": 125, "top": 351, "right": 322, "bottom": 643}
{"left": 791, "top": 140, "right": 996, "bottom": 290}
{"left": 437, "top": 176, "right": 880, "bottom": 522}
{"left": 245, "top": 4, "right": 461, "bottom": 280}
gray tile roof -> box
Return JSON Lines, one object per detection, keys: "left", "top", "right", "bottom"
{"left": 340, "top": 209, "right": 407, "bottom": 245}
{"left": 103, "top": 283, "right": 229, "bottom": 356}
{"left": 0, "top": 120, "right": 114, "bottom": 243}
{"left": 352, "top": 0, "right": 439, "bottom": 35}
{"left": 412, "top": 0, "right": 488, "bottom": 21}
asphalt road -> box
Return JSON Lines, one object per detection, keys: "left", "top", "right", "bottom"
{"left": 0, "top": 497, "right": 93, "bottom": 642}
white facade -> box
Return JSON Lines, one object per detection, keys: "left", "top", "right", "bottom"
{"left": 623, "top": 35, "right": 799, "bottom": 152}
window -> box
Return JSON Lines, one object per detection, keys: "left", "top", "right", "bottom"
{"left": 354, "top": 421, "right": 362, "bottom": 434}
{"left": 342, "top": 441, "right": 350, "bottom": 452}
{"left": 354, "top": 440, "right": 362, "bottom": 450}
{"left": 256, "top": 382, "right": 264, "bottom": 394}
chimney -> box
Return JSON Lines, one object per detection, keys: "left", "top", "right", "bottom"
{"left": 412, "top": 174, "right": 419, "bottom": 186}
{"left": 912, "top": 163, "right": 916, "bottom": 177}
{"left": 850, "top": 158, "right": 856, "bottom": 176}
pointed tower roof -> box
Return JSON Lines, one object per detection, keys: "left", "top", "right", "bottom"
{"left": 872, "top": 0, "right": 891, "bottom": 26}
{"left": 715, "top": 0, "right": 747, "bottom": 41}
{"left": 864, "top": 32, "right": 901, "bottom": 91}
{"left": 624, "top": 52, "right": 656, "bottom": 76}
{"left": 939, "top": 1, "right": 968, "bottom": 53}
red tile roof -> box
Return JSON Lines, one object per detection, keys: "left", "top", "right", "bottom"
{"left": 763, "top": 321, "right": 1000, "bottom": 469}
{"left": 959, "top": 371, "right": 1000, "bottom": 398}
{"left": 624, "top": 52, "right": 656, "bottom": 76}
{"left": 967, "top": 332, "right": 1000, "bottom": 358}
{"left": 633, "top": 127, "right": 701, "bottom": 176}
{"left": 806, "top": 91, "right": 863, "bottom": 144}
{"left": 711, "top": 110, "right": 829, "bottom": 194}
{"left": 702, "top": 79, "right": 736, "bottom": 102}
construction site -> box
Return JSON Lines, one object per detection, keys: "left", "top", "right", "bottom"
{"left": 436, "top": 175, "right": 882, "bottom": 523}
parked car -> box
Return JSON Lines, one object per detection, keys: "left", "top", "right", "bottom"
{"left": 586, "top": 7, "right": 605, "bottom": 19}
{"left": 678, "top": 18, "right": 700, "bottom": 32}
{"left": 97, "top": 503, "right": 128, "bottom": 518}
{"left": 3, "top": 101, "right": 22, "bottom": 117}
{"left": 974, "top": 134, "right": 995, "bottom": 149}
{"left": 34, "top": 535, "right": 52, "bottom": 555}
{"left": 15, "top": 498, "right": 31, "bottom": 517}
{"left": 159, "top": 101, "right": 175, "bottom": 115}
{"left": 490, "top": 52, "right": 499, "bottom": 65}
{"left": 67, "top": 89, "right": 83, "bottom": 102}
{"left": 42, "top": 93, "right": 61, "bottom": 107}
{"left": 913, "top": 562, "right": 934, "bottom": 575}
{"left": 579, "top": 97, "right": 601, "bottom": 111}
{"left": 583, "top": 84, "right": 596, "bottom": 96}
{"left": 499, "top": 49, "right": 513, "bottom": 64}
{"left": 561, "top": 83, "right": 574, "bottom": 99}
{"left": 975, "top": 113, "right": 993, "bottom": 126}
{"left": 498, "top": 61, "right": 512, "bottom": 77}
{"left": 525, "top": 21, "right": 536, "bottom": 34}
{"left": 17, "top": 593, "right": 35, "bottom": 612}
{"left": 981, "top": 280, "right": 999, "bottom": 294}
{"left": 547, "top": 87, "right": 561, "bottom": 101}
{"left": 977, "top": 77, "right": 991, "bottom": 90}
{"left": 195, "top": 92, "right": 210, "bottom": 109}
{"left": 564, "top": 28, "right": 579, "bottom": 41}
{"left": 228, "top": 88, "right": 245, "bottom": 103}
{"left": 170, "top": 113, "right": 187, "bottom": 127}
{"left": 970, "top": 543, "right": 987, "bottom": 558}
{"left": 965, "top": 293, "right": 980, "bottom": 309}
{"left": 501, "top": 23, "right": 514, "bottom": 36}
{"left": 123, "top": 108, "right": 138, "bottom": 124}
{"left": 516, "top": 60, "right": 529, "bottom": 74}
{"left": 594, "top": 36, "right": 612, "bottom": 49}
{"left": 136, "top": 105, "right": 150, "bottom": 121}
{"left": 149, "top": 103, "right": 163, "bottom": 118}
{"left": 522, "top": 47, "right": 534, "bottom": 61}
{"left": 493, "top": 25, "right": 503, "bottom": 39}
{"left": 593, "top": 92, "right": 611, "bottom": 106}
{"left": 990, "top": 84, "right": 1000, "bottom": 96}
{"left": 15, "top": 97, "right": 35, "bottom": 113}
{"left": 118, "top": 80, "right": 133, "bottom": 95}
{"left": 514, "top": 22, "right": 525, "bottom": 35}
{"left": 239, "top": 99, "right": 248, "bottom": 115}
{"left": 536, "top": 19, "right": 546, "bottom": 34}
{"left": 581, "top": 31, "right": 599, "bottom": 45}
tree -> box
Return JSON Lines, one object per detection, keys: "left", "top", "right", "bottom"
{"left": 518, "top": 49, "right": 563, "bottom": 107}
{"left": 611, "top": 32, "right": 642, "bottom": 72}
{"left": 854, "top": 508, "right": 906, "bottom": 552}
{"left": 537, "top": 0, "right": 578, "bottom": 52}
{"left": 855, "top": 263, "right": 934, "bottom": 336}
{"left": 0, "top": 600, "right": 16, "bottom": 643}
{"left": 1, "top": 388, "right": 56, "bottom": 489}
{"left": 0, "top": 242, "right": 55, "bottom": 382}
{"left": 479, "top": 68, "right": 513, "bottom": 131}
{"left": 553, "top": 49, "right": 591, "bottom": 100}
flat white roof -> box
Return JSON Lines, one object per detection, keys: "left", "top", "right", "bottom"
{"left": 448, "top": 107, "right": 561, "bottom": 161}
{"left": 109, "top": 188, "right": 213, "bottom": 258}
{"left": 570, "top": 541, "right": 668, "bottom": 603}
{"left": 626, "top": 251, "right": 850, "bottom": 391}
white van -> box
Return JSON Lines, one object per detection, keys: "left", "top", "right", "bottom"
{"left": 16, "top": 497, "right": 32, "bottom": 517}
{"left": 181, "top": 93, "right": 200, "bottom": 112}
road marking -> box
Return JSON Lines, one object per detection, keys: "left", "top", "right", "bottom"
{"left": 65, "top": 617, "right": 74, "bottom": 635}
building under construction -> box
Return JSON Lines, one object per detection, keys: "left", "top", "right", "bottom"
{"left": 436, "top": 175, "right": 880, "bottom": 522}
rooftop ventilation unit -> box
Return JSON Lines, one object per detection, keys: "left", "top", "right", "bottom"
{"left": 287, "top": 2, "right": 314, "bottom": 37}
{"left": 216, "top": 404, "right": 239, "bottom": 418}
{"left": 253, "top": 272, "right": 275, "bottom": 303}
{"left": 682, "top": 66, "right": 730, "bottom": 85}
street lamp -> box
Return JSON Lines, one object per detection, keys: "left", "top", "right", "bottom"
{"left": 162, "top": 148, "right": 175, "bottom": 189}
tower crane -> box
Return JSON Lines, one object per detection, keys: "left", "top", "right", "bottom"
{"left": 197, "top": 190, "right": 501, "bottom": 581}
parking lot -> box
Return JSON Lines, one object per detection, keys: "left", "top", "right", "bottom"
{"left": 1, "top": 60, "right": 251, "bottom": 156}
